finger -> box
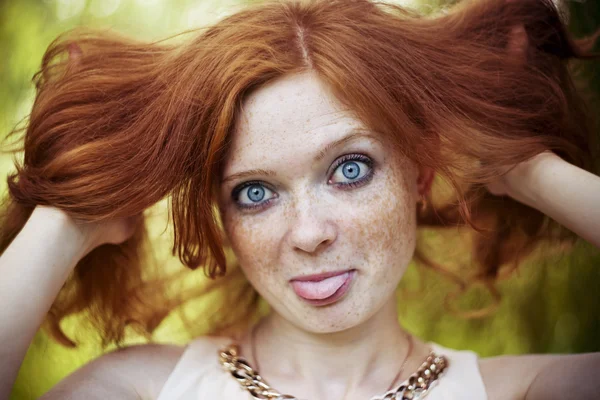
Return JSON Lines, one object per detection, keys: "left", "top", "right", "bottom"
{"left": 66, "top": 43, "right": 83, "bottom": 72}
{"left": 507, "top": 25, "right": 529, "bottom": 65}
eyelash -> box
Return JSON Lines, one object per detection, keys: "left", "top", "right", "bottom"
{"left": 231, "top": 153, "right": 375, "bottom": 212}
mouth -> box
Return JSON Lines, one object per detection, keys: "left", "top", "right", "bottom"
{"left": 290, "top": 269, "right": 356, "bottom": 306}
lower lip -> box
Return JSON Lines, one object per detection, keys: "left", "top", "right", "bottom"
{"left": 292, "top": 270, "right": 356, "bottom": 307}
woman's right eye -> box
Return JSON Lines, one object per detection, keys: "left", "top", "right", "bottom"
{"left": 232, "top": 181, "right": 277, "bottom": 211}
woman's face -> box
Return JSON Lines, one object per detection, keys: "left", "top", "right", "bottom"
{"left": 217, "top": 71, "right": 428, "bottom": 333}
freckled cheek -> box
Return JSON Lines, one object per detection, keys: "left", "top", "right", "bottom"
{"left": 225, "top": 216, "right": 279, "bottom": 274}
{"left": 351, "top": 186, "right": 416, "bottom": 273}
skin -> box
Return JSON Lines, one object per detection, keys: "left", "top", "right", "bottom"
{"left": 214, "top": 69, "right": 600, "bottom": 400}
{"left": 216, "top": 70, "right": 435, "bottom": 399}
{"left": 3, "top": 6, "right": 599, "bottom": 398}
{"left": 6, "top": 71, "right": 600, "bottom": 400}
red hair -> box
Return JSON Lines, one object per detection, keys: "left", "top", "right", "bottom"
{"left": 1, "top": 0, "right": 598, "bottom": 347}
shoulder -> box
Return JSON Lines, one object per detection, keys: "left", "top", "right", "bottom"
{"left": 478, "top": 354, "right": 540, "bottom": 400}
{"left": 176, "top": 335, "right": 235, "bottom": 370}
{"left": 185, "top": 334, "right": 233, "bottom": 352}
{"left": 479, "top": 352, "right": 600, "bottom": 400}
{"left": 40, "top": 343, "right": 185, "bottom": 400}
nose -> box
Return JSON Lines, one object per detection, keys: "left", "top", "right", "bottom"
{"left": 286, "top": 195, "right": 337, "bottom": 254}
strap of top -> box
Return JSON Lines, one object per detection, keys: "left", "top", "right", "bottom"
{"left": 156, "top": 336, "right": 235, "bottom": 400}
{"left": 427, "top": 342, "right": 488, "bottom": 400}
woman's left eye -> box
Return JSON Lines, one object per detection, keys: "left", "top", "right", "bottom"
{"left": 328, "top": 154, "right": 374, "bottom": 188}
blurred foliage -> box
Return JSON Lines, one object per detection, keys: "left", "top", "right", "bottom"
{"left": 1, "top": 0, "right": 599, "bottom": 399}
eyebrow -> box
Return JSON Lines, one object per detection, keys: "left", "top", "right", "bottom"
{"left": 220, "top": 129, "right": 376, "bottom": 185}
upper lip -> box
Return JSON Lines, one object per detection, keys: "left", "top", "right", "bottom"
{"left": 290, "top": 269, "right": 353, "bottom": 282}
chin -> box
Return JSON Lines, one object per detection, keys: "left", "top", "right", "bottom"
{"left": 295, "top": 315, "right": 366, "bottom": 334}
{"left": 290, "top": 296, "right": 384, "bottom": 335}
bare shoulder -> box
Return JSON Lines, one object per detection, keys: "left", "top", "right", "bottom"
{"left": 479, "top": 352, "right": 600, "bottom": 400}
{"left": 478, "top": 353, "right": 549, "bottom": 400}
{"left": 40, "top": 343, "right": 185, "bottom": 400}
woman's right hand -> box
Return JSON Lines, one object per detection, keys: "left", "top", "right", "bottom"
{"left": 0, "top": 204, "right": 142, "bottom": 398}
{"left": 34, "top": 205, "right": 142, "bottom": 255}
{"left": 34, "top": 205, "right": 143, "bottom": 257}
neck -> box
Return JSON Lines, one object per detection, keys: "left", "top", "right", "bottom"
{"left": 247, "top": 295, "right": 415, "bottom": 399}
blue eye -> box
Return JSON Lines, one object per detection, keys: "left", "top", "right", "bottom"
{"left": 231, "top": 153, "right": 375, "bottom": 212}
{"left": 232, "top": 182, "right": 277, "bottom": 211}
{"left": 329, "top": 154, "right": 374, "bottom": 188}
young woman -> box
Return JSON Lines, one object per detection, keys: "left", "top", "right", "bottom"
{"left": 1, "top": 0, "right": 599, "bottom": 399}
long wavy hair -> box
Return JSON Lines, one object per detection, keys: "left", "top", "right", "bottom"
{"left": 1, "top": 0, "right": 598, "bottom": 347}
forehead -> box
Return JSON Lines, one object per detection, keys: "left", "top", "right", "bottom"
{"left": 227, "top": 72, "right": 369, "bottom": 165}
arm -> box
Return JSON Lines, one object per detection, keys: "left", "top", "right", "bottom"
{"left": 0, "top": 206, "right": 90, "bottom": 399}
{"left": 0, "top": 205, "right": 138, "bottom": 399}
{"left": 490, "top": 151, "right": 600, "bottom": 248}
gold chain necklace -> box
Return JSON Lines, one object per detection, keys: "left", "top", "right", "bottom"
{"left": 218, "top": 328, "right": 448, "bottom": 400}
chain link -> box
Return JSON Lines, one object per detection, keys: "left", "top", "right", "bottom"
{"left": 219, "top": 344, "right": 448, "bottom": 400}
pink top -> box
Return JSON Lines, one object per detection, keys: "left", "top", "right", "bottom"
{"left": 156, "top": 336, "right": 488, "bottom": 400}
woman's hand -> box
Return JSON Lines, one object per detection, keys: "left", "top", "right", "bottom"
{"left": 485, "top": 151, "right": 557, "bottom": 197}
{"left": 68, "top": 209, "right": 143, "bottom": 257}
{"left": 485, "top": 151, "right": 600, "bottom": 249}
{"left": 34, "top": 205, "right": 142, "bottom": 258}
{"left": 0, "top": 206, "right": 143, "bottom": 398}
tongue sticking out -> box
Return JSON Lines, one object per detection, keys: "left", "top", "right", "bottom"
{"left": 291, "top": 272, "right": 349, "bottom": 300}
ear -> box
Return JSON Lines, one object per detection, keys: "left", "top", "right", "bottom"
{"left": 416, "top": 166, "right": 435, "bottom": 197}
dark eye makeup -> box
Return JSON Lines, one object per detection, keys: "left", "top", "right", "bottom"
{"left": 231, "top": 153, "right": 375, "bottom": 212}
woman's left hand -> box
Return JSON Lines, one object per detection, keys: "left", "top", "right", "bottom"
{"left": 484, "top": 151, "right": 556, "bottom": 197}
{"left": 485, "top": 151, "right": 600, "bottom": 249}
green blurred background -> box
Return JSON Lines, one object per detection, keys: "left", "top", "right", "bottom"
{"left": 1, "top": 0, "right": 599, "bottom": 399}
